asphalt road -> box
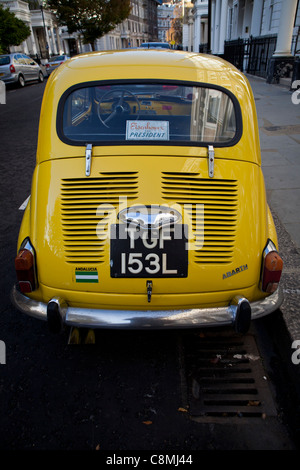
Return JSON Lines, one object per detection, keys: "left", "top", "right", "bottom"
{"left": 0, "top": 80, "right": 298, "bottom": 454}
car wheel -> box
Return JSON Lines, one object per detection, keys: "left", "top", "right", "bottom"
{"left": 18, "top": 75, "right": 25, "bottom": 87}
{"left": 38, "top": 71, "right": 44, "bottom": 83}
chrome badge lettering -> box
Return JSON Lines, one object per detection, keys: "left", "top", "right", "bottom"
{"left": 223, "top": 264, "right": 248, "bottom": 280}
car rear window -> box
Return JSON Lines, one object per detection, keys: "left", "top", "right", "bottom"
{"left": 49, "top": 55, "right": 65, "bottom": 62}
{"left": 59, "top": 81, "right": 242, "bottom": 147}
{"left": 0, "top": 56, "right": 10, "bottom": 66}
{"left": 140, "top": 43, "right": 171, "bottom": 48}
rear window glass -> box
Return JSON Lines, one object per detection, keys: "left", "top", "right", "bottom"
{"left": 49, "top": 55, "right": 65, "bottom": 62}
{"left": 140, "top": 43, "right": 171, "bottom": 48}
{"left": 0, "top": 56, "right": 10, "bottom": 66}
{"left": 60, "top": 81, "right": 241, "bottom": 146}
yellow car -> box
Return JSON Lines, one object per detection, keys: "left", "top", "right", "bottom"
{"left": 12, "top": 49, "right": 283, "bottom": 335}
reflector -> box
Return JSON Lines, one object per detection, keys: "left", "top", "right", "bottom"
{"left": 261, "top": 249, "right": 283, "bottom": 292}
{"left": 15, "top": 246, "right": 36, "bottom": 293}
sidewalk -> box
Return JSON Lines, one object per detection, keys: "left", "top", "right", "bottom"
{"left": 246, "top": 74, "right": 300, "bottom": 251}
{"left": 246, "top": 74, "right": 300, "bottom": 342}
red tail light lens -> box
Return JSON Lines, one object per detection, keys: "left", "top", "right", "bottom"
{"left": 10, "top": 64, "right": 15, "bottom": 73}
{"left": 46, "top": 63, "right": 50, "bottom": 68}
{"left": 261, "top": 240, "right": 283, "bottom": 293}
{"left": 15, "top": 239, "right": 37, "bottom": 293}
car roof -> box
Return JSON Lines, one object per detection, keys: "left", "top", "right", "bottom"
{"left": 45, "top": 49, "right": 248, "bottom": 101}
{"left": 62, "top": 49, "right": 237, "bottom": 75}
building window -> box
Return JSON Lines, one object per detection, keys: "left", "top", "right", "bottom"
{"left": 269, "top": 0, "right": 274, "bottom": 31}
{"left": 228, "top": 7, "right": 233, "bottom": 39}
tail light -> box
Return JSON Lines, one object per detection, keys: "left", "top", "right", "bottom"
{"left": 15, "top": 238, "right": 38, "bottom": 293}
{"left": 46, "top": 63, "right": 50, "bottom": 69}
{"left": 261, "top": 240, "right": 283, "bottom": 293}
{"left": 10, "top": 64, "right": 15, "bottom": 73}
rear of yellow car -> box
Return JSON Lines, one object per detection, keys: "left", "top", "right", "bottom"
{"left": 12, "top": 50, "right": 283, "bottom": 334}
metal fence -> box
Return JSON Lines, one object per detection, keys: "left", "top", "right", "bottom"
{"left": 224, "top": 35, "right": 278, "bottom": 78}
{"left": 188, "top": 34, "right": 300, "bottom": 79}
{"left": 247, "top": 35, "right": 277, "bottom": 77}
{"left": 199, "top": 43, "right": 209, "bottom": 53}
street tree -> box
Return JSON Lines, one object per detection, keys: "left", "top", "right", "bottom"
{"left": 0, "top": 5, "right": 31, "bottom": 53}
{"left": 166, "top": 3, "right": 182, "bottom": 48}
{"left": 46, "top": 0, "right": 131, "bottom": 50}
{"left": 170, "top": 17, "right": 182, "bottom": 46}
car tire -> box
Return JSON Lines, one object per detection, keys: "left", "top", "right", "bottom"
{"left": 38, "top": 71, "right": 44, "bottom": 83}
{"left": 18, "top": 75, "right": 25, "bottom": 87}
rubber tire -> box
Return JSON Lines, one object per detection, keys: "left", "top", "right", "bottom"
{"left": 18, "top": 75, "right": 25, "bottom": 87}
{"left": 38, "top": 71, "right": 44, "bottom": 83}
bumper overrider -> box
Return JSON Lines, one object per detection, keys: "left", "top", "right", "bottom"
{"left": 11, "top": 284, "right": 283, "bottom": 334}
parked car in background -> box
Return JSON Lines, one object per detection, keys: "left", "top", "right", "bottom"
{"left": 0, "top": 53, "right": 44, "bottom": 87}
{"left": 139, "top": 42, "right": 171, "bottom": 49}
{"left": 45, "top": 55, "right": 70, "bottom": 75}
{"left": 12, "top": 49, "right": 284, "bottom": 339}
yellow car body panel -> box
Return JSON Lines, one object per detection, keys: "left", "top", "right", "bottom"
{"left": 13, "top": 50, "right": 283, "bottom": 331}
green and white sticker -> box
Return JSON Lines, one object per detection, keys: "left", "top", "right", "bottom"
{"left": 75, "top": 268, "right": 98, "bottom": 283}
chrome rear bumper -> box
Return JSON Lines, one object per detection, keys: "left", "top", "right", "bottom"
{"left": 11, "top": 284, "right": 283, "bottom": 331}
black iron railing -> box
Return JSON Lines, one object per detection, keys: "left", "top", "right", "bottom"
{"left": 247, "top": 35, "right": 277, "bottom": 77}
{"left": 199, "top": 43, "right": 209, "bottom": 53}
{"left": 224, "top": 35, "right": 277, "bottom": 78}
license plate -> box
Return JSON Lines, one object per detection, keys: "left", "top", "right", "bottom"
{"left": 0, "top": 73, "right": 4, "bottom": 77}
{"left": 110, "top": 224, "right": 188, "bottom": 278}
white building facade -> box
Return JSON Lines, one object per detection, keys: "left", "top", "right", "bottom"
{"left": 182, "top": 0, "right": 209, "bottom": 52}
{"left": 221, "top": 0, "right": 300, "bottom": 82}
{"left": 183, "top": 0, "right": 300, "bottom": 82}
{"left": 224, "top": 0, "right": 297, "bottom": 43}
{"left": 157, "top": 2, "right": 175, "bottom": 43}
{"left": 1, "top": 0, "right": 63, "bottom": 60}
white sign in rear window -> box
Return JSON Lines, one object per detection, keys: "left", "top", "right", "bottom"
{"left": 126, "top": 120, "right": 169, "bottom": 140}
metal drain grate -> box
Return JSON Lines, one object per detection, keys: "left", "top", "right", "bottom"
{"left": 183, "top": 331, "right": 277, "bottom": 422}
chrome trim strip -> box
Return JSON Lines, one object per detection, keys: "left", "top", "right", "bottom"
{"left": 85, "top": 143, "right": 92, "bottom": 177}
{"left": 264, "top": 239, "right": 278, "bottom": 255}
{"left": 11, "top": 285, "right": 283, "bottom": 330}
{"left": 208, "top": 145, "right": 214, "bottom": 178}
{"left": 11, "top": 285, "right": 47, "bottom": 321}
{"left": 118, "top": 205, "right": 182, "bottom": 230}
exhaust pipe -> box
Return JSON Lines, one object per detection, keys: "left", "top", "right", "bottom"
{"left": 47, "top": 298, "right": 67, "bottom": 334}
{"left": 230, "top": 296, "right": 252, "bottom": 334}
{"left": 47, "top": 298, "right": 96, "bottom": 344}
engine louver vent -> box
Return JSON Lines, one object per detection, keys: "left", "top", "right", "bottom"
{"left": 61, "top": 172, "right": 138, "bottom": 264}
{"left": 162, "top": 172, "right": 238, "bottom": 264}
